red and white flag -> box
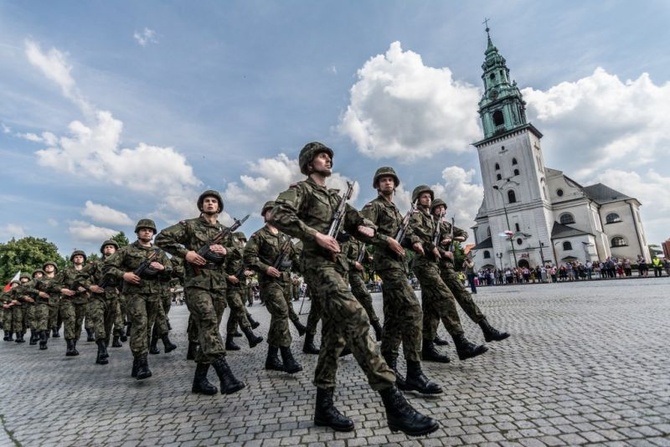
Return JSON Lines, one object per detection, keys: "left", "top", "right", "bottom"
{"left": 3, "top": 271, "right": 21, "bottom": 292}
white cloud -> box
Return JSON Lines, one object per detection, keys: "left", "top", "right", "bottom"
{"left": 133, "top": 28, "right": 158, "bottom": 47}
{"left": 67, "top": 220, "right": 118, "bottom": 243}
{"left": 0, "top": 224, "right": 26, "bottom": 240}
{"left": 47, "top": 218, "right": 58, "bottom": 227}
{"left": 339, "top": 41, "right": 482, "bottom": 161}
{"left": 81, "top": 201, "right": 133, "bottom": 226}
{"left": 1, "top": 123, "right": 11, "bottom": 133}
{"left": 431, "top": 166, "right": 484, "bottom": 236}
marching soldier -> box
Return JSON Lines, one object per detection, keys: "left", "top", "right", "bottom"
{"left": 104, "top": 219, "right": 172, "bottom": 380}
{"left": 155, "top": 190, "right": 245, "bottom": 396}
{"left": 270, "top": 143, "right": 438, "bottom": 436}
{"left": 244, "top": 200, "right": 303, "bottom": 375}
{"left": 406, "top": 186, "right": 488, "bottom": 363}
{"left": 429, "top": 199, "right": 509, "bottom": 345}
{"left": 361, "top": 168, "right": 442, "bottom": 395}
{"left": 56, "top": 250, "right": 90, "bottom": 356}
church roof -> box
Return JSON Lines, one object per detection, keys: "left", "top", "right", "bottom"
{"left": 472, "top": 236, "right": 493, "bottom": 250}
{"left": 551, "top": 222, "right": 592, "bottom": 239}
{"left": 582, "top": 183, "right": 632, "bottom": 204}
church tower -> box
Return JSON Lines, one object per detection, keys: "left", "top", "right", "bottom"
{"left": 472, "top": 25, "right": 554, "bottom": 268}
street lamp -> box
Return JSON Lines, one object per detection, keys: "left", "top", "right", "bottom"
{"left": 539, "top": 241, "right": 546, "bottom": 265}
{"left": 493, "top": 185, "right": 518, "bottom": 267}
{"left": 495, "top": 252, "right": 503, "bottom": 270}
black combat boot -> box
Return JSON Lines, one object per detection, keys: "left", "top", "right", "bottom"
{"left": 371, "top": 319, "right": 383, "bottom": 341}
{"left": 71, "top": 339, "right": 80, "bottom": 356}
{"left": 65, "top": 339, "right": 76, "bottom": 356}
{"left": 433, "top": 335, "right": 449, "bottom": 346}
{"left": 96, "top": 340, "right": 109, "bottom": 365}
{"left": 232, "top": 329, "right": 243, "bottom": 338}
{"left": 186, "top": 341, "right": 199, "bottom": 360}
{"left": 3, "top": 330, "right": 11, "bottom": 341}
{"left": 478, "top": 318, "right": 510, "bottom": 342}
{"left": 86, "top": 328, "right": 95, "bottom": 342}
{"left": 29, "top": 329, "right": 39, "bottom": 345}
{"left": 136, "top": 354, "right": 152, "bottom": 380}
{"left": 125, "top": 322, "right": 132, "bottom": 339}
{"left": 119, "top": 325, "right": 128, "bottom": 342}
{"left": 242, "top": 326, "right": 263, "bottom": 348}
{"left": 15, "top": 332, "right": 25, "bottom": 343}
{"left": 211, "top": 356, "right": 245, "bottom": 394}
{"left": 452, "top": 333, "right": 488, "bottom": 361}
{"left": 191, "top": 363, "right": 218, "bottom": 395}
{"left": 161, "top": 334, "right": 177, "bottom": 353}
{"left": 265, "top": 346, "right": 284, "bottom": 371}
{"left": 248, "top": 315, "right": 260, "bottom": 329}
{"left": 225, "top": 334, "right": 241, "bottom": 351}
{"left": 100, "top": 340, "right": 109, "bottom": 359}
{"left": 112, "top": 335, "right": 122, "bottom": 348}
{"left": 382, "top": 353, "right": 407, "bottom": 390}
{"left": 379, "top": 386, "right": 439, "bottom": 436}
{"left": 52, "top": 328, "right": 60, "bottom": 338}
{"left": 314, "top": 387, "right": 354, "bottom": 432}
{"left": 292, "top": 319, "right": 307, "bottom": 336}
{"left": 405, "top": 360, "right": 443, "bottom": 395}
{"left": 149, "top": 333, "right": 160, "bottom": 355}
{"left": 303, "top": 333, "right": 320, "bottom": 354}
{"left": 421, "top": 340, "right": 451, "bottom": 363}
{"left": 39, "top": 331, "right": 48, "bottom": 350}
{"left": 279, "top": 346, "right": 303, "bottom": 374}
{"left": 131, "top": 357, "right": 140, "bottom": 378}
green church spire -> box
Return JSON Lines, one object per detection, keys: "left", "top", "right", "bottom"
{"left": 478, "top": 22, "right": 527, "bottom": 139}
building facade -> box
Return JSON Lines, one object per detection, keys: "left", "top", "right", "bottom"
{"left": 470, "top": 29, "right": 649, "bottom": 270}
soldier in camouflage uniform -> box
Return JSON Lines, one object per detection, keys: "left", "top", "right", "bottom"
{"left": 4, "top": 279, "right": 27, "bottom": 342}
{"left": 361, "top": 168, "right": 442, "bottom": 396}
{"left": 223, "top": 231, "right": 263, "bottom": 351}
{"left": 74, "top": 240, "right": 121, "bottom": 364}
{"left": 155, "top": 190, "right": 245, "bottom": 396}
{"left": 341, "top": 238, "right": 383, "bottom": 341}
{"left": 148, "top": 274, "right": 177, "bottom": 356}
{"left": 25, "top": 270, "right": 44, "bottom": 345}
{"left": 54, "top": 250, "right": 90, "bottom": 356}
{"left": 2, "top": 280, "right": 21, "bottom": 341}
{"left": 30, "top": 261, "right": 61, "bottom": 350}
{"left": 104, "top": 219, "right": 173, "bottom": 380}
{"left": 245, "top": 201, "right": 303, "bottom": 375}
{"left": 42, "top": 261, "right": 62, "bottom": 339}
{"left": 406, "top": 186, "right": 488, "bottom": 363}
{"left": 270, "top": 143, "right": 438, "bottom": 436}
{"left": 429, "top": 199, "right": 509, "bottom": 344}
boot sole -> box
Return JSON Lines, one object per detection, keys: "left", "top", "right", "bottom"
{"left": 314, "top": 419, "right": 355, "bottom": 432}
{"left": 421, "top": 355, "right": 451, "bottom": 363}
{"left": 485, "top": 333, "right": 510, "bottom": 342}
{"left": 457, "top": 346, "right": 489, "bottom": 361}
{"left": 389, "top": 421, "right": 439, "bottom": 436}
{"left": 192, "top": 387, "right": 218, "bottom": 395}
{"left": 221, "top": 382, "right": 245, "bottom": 394}
{"left": 136, "top": 372, "right": 152, "bottom": 380}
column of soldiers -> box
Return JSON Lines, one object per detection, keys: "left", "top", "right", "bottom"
{"left": 1, "top": 140, "right": 511, "bottom": 439}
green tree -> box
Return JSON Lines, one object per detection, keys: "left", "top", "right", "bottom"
{"left": 111, "top": 231, "right": 130, "bottom": 247}
{"left": 0, "top": 237, "right": 66, "bottom": 283}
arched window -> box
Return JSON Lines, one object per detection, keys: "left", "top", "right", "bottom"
{"left": 507, "top": 190, "right": 517, "bottom": 204}
{"left": 513, "top": 168, "right": 520, "bottom": 176}
{"left": 493, "top": 110, "right": 504, "bottom": 126}
{"left": 483, "top": 251, "right": 491, "bottom": 259}
{"left": 559, "top": 213, "right": 575, "bottom": 225}
{"left": 606, "top": 213, "right": 622, "bottom": 224}
{"left": 512, "top": 158, "right": 518, "bottom": 165}
{"left": 611, "top": 236, "right": 627, "bottom": 247}
{"left": 562, "top": 242, "right": 572, "bottom": 250}
{"left": 495, "top": 163, "right": 500, "bottom": 170}
{"left": 515, "top": 223, "right": 520, "bottom": 232}
{"left": 496, "top": 173, "right": 502, "bottom": 180}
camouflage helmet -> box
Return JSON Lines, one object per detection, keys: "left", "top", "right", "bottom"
{"left": 135, "top": 218, "right": 157, "bottom": 233}
{"left": 32, "top": 269, "right": 45, "bottom": 278}
{"left": 197, "top": 189, "right": 224, "bottom": 213}
{"left": 9, "top": 279, "right": 20, "bottom": 287}
{"left": 100, "top": 239, "right": 119, "bottom": 254}
{"left": 43, "top": 261, "right": 58, "bottom": 271}
{"left": 261, "top": 201, "right": 276, "bottom": 216}
{"left": 234, "top": 231, "right": 247, "bottom": 241}
{"left": 430, "top": 198, "right": 447, "bottom": 214}
{"left": 299, "top": 142, "right": 334, "bottom": 175}
{"left": 19, "top": 273, "right": 31, "bottom": 282}
{"left": 372, "top": 166, "right": 400, "bottom": 189}
{"left": 411, "top": 184, "right": 434, "bottom": 202}
{"left": 70, "top": 249, "right": 87, "bottom": 262}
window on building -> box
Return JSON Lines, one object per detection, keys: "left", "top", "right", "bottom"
{"left": 496, "top": 173, "right": 502, "bottom": 181}
{"left": 611, "top": 236, "right": 627, "bottom": 247}
{"left": 495, "top": 163, "right": 500, "bottom": 170}
{"left": 559, "top": 213, "right": 575, "bottom": 225}
{"left": 513, "top": 168, "right": 520, "bottom": 176}
{"left": 490, "top": 73, "right": 496, "bottom": 81}
{"left": 606, "top": 213, "right": 622, "bottom": 224}
{"left": 516, "top": 238, "right": 523, "bottom": 246}
{"left": 493, "top": 110, "right": 504, "bottom": 126}
{"left": 556, "top": 189, "right": 564, "bottom": 197}
{"left": 562, "top": 242, "right": 572, "bottom": 250}
{"left": 483, "top": 251, "right": 491, "bottom": 259}
{"left": 512, "top": 158, "right": 518, "bottom": 165}
{"left": 515, "top": 223, "right": 520, "bottom": 232}
{"left": 507, "top": 190, "right": 517, "bottom": 203}
{"left": 487, "top": 227, "right": 491, "bottom": 237}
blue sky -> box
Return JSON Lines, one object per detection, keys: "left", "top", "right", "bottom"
{"left": 1, "top": 1, "right": 669, "bottom": 257}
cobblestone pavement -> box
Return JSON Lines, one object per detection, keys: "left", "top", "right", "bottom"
{"left": 1, "top": 278, "right": 669, "bottom": 447}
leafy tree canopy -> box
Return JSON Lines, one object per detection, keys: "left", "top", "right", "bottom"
{"left": 0, "top": 237, "right": 66, "bottom": 283}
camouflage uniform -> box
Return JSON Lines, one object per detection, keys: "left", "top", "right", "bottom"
{"left": 56, "top": 265, "right": 90, "bottom": 345}
{"left": 104, "top": 242, "right": 172, "bottom": 358}
{"left": 75, "top": 259, "right": 119, "bottom": 347}
{"left": 22, "top": 274, "right": 52, "bottom": 348}
{"left": 272, "top": 178, "right": 394, "bottom": 390}
{"left": 224, "top": 233, "right": 257, "bottom": 345}
{"left": 341, "top": 238, "right": 382, "bottom": 340}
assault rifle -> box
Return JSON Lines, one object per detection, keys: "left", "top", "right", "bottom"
{"left": 355, "top": 243, "right": 368, "bottom": 264}
{"left": 395, "top": 199, "right": 418, "bottom": 244}
{"left": 431, "top": 209, "right": 446, "bottom": 259}
{"left": 134, "top": 249, "right": 160, "bottom": 278}
{"left": 196, "top": 214, "right": 250, "bottom": 263}
{"left": 327, "top": 182, "right": 354, "bottom": 239}
{"left": 272, "top": 238, "right": 293, "bottom": 271}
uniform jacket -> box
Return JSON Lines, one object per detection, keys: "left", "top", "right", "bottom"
{"left": 244, "top": 226, "right": 299, "bottom": 285}
{"left": 103, "top": 241, "right": 172, "bottom": 295}
{"left": 360, "top": 194, "right": 407, "bottom": 272}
